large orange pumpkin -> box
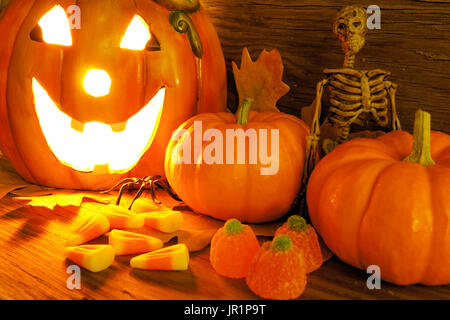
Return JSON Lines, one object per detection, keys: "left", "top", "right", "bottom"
{"left": 307, "top": 109, "right": 450, "bottom": 285}
{"left": 165, "top": 99, "right": 310, "bottom": 223}
{"left": 0, "top": 0, "right": 226, "bottom": 190}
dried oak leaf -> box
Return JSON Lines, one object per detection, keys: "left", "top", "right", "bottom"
{"left": 14, "top": 190, "right": 112, "bottom": 210}
{"left": 232, "top": 47, "right": 290, "bottom": 113}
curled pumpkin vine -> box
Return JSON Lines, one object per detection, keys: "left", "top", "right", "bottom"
{"left": 101, "top": 175, "right": 181, "bottom": 210}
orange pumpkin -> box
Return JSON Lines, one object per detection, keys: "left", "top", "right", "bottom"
{"left": 165, "top": 99, "right": 310, "bottom": 223}
{"left": 307, "top": 109, "right": 450, "bottom": 285}
{"left": 0, "top": 0, "right": 226, "bottom": 190}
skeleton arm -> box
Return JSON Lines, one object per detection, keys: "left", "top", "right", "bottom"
{"left": 385, "top": 81, "right": 401, "bottom": 131}
{"left": 302, "top": 79, "right": 328, "bottom": 186}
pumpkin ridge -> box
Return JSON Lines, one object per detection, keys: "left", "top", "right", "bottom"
{"left": 268, "top": 120, "right": 297, "bottom": 217}
{"left": 420, "top": 166, "right": 442, "bottom": 284}
{"left": 424, "top": 166, "right": 450, "bottom": 284}
{"left": 347, "top": 138, "right": 401, "bottom": 160}
{"left": 421, "top": 166, "right": 450, "bottom": 285}
{"left": 168, "top": 120, "right": 192, "bottom": 208}
{"left": 434, "top": 146, "right": 450, "bottom": 164}
{"left": 430, "top": 131, "right": 450, "bottom": 162}
{"left": 315, "top": 158, "right": 393, "bottom": 267}
{"left": 307, "top": 144, "right": 395, "bottom": 228}
{"left": 356, "top": 160, "right": 397, "bottom": 271}
{"left": 4, "top": 0, "right": 38, "bottom": 184}
{"left": 193, "top": 118, "right": 230, "bottom": 219}
{"left": 359, "top": 161, "right": 434, "bottom": 284}
{"left": 192, "top": 123, "right": 207, "bottom": 215}
{"left": 273, "top": 117, "right": 308, "bottom": 164}
{"left": 243, "top": 130, "right": 253, "bottom": 222}
{"left": 375, "top": 130, "right": 413, "bottom": 159}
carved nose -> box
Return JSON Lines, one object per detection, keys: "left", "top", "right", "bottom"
{"left": 83, "top": 69, "right": 111, "bottom": 97}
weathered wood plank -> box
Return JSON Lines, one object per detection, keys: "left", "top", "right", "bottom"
{"left": 202, "top": 0, "right": 450, "bottom": 133}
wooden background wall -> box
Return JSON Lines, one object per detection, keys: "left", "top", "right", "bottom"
{"left": 201, "top": 0, "right": 450, "bottom": 134}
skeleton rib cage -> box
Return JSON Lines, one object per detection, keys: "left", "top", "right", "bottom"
{"left": 324, "top": 68, "right": 394, "bottom": 142}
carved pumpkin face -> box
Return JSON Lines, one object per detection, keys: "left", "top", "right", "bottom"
{"left": 0, "top": 0, "right": 227, "bottom": 190}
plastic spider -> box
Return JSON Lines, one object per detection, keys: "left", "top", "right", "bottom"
{"left": 101, "top": 175, "right": 181, "bottom": 210}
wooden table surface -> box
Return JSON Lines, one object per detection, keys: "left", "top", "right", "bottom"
{"left": 0, "top": 195, "right": 449, "bottom": 300}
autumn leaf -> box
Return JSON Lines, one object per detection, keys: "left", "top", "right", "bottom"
{"left": 232, "top": 47, "right": 290, "bottom": 113}
{"left": 14, "top": 190, "right": 112, "bottom": 210}
{"left": 9, "top": 185, "right": 55, "bottom": 197}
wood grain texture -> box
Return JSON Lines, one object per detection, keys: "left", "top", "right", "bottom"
{"left": 201, "top": 0, "right": 450, "bottom": 133}
{"left": 0, "top": 195, "right": 449, "bottom": 300}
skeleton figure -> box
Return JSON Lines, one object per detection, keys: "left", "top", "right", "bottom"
{"left": 302, "top": 6, "right": 401, "bottom": 183}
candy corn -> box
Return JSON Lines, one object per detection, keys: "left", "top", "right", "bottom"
{"left": 130, "top": 244, "right": 189, "bottom": 271}
{"left": 108, "top": 229, "right": 163, "bottom": 255}
{"left": 140, "top": 211, "right": 183, "bottom": 233}
{"left": 99, "top": 204, "right": 145, "bottom": 229}
{"left": 65, "top": 245, "right": 115, "bottom": 272}
{"left": 66, "top": 213, "right": 110, "bottom": 246}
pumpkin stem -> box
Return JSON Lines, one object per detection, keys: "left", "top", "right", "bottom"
{"left": 224, "top": 219, "right": 243, "bottom": 235}
{"left": 403, "top": 109, "right": 435, "bottom": 166}
{"left": 236, "top": 98, "right": 254, "bottom": 126}
{"left": 287, "top": 215, "right": 308, "bottom": 232}
{"left": 271, "top": 234, "right": 293, "bottom": 252}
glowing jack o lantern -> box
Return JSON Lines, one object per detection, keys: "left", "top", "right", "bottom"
{"left": 0, "top": 0, "right": 227, "bottom": 190}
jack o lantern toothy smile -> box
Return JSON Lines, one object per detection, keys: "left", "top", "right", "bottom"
{"left": 32, "top": 78, "right": 165, "bottom": 174}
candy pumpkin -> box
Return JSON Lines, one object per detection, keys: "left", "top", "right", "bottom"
{"left": 307, "top": 109, "right": 450, "bottom": 285}
{"left": 0, "top": 0, "right": 226, "bottom": 190}
{"left": 165, "top": 99, "right": 310, "bottom": 223}
{"left": 274, "top": 215, "right": 323, "bottom": 273}
{"left": 246, "top": 234, "right": 307, "bottom": 300}
{"left": 210, "top": 219, "right": 260, "bottom": 279}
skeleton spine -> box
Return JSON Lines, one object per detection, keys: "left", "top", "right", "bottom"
{"left": 344, "top": 53, "right": 356, "bottom": 69}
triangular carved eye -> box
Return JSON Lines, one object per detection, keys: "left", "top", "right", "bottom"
{"left": 120, "top": 15, "right": 152, "bottom": 51}
{"left": 30, "top": 5, "right": 72, "bottom": 46}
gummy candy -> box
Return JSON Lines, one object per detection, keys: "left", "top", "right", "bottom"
{"left": 274, "top": 215, "right": 323, "bottom": 273}
{"left": 246, "top": 234, "right": 307, "bottom": 300}
{"left": 210, "top": 219, "right": 260, "bottom": 279}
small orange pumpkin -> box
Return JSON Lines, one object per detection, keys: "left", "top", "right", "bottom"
{"left": 307, "top": 109, "right": 450, "bottom": 285}
{"left": 165, "top": 99, "right": 310, "bottom": 223}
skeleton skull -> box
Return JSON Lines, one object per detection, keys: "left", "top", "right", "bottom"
{"left": 333, "top": 6, "right": 368, "bottom": 55}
